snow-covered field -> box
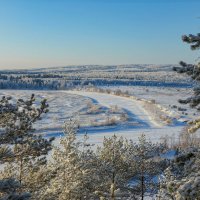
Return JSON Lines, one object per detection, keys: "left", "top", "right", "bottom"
{"left": 0, "top": 86, "right": 192, "bottom": 145}
{"left": 64, "top": 90, "right": 187, "bottom": 145}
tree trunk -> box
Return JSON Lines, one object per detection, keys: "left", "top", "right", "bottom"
{"left": 141, "top": 150, "right": 145, "bottom": 200}
{"left": 19, "top": 155, "right": 23, "bottom": 184}
{"left": 111, "top": 171, "right": 115, "bottom": 200}
{"left": 141, "top": 174, "right": 144, "bottom": 200}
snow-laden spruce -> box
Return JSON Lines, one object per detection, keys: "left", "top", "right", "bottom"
{"left": 158, "top": 148, "right": 200, "bottom": 199}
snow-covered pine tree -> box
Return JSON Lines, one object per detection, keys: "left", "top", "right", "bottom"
{"left": 158, "top": 148, "right": 200, "bottom": 199}
{"left": 157, "top": 32, "right": 200, "bottom": 200}
{"left": 0, "top": 146, "right": 31, "bottom": 200}
{"left": 0, "top": 94, "right": 53, "bottom": 199}
{"left": 173, "top": 33, "right": 200, "bottom": 133}
{"left": 95, "top": 135, "right": 136, "bottom": 199}
{"left": 130, "top": 134, "right": 167, "bottom": 200}
{"left": 41, "top": 120, "right": 99, "bottom": 200}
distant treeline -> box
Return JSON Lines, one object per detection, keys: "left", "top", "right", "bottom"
{"left": 0, "top": 77, "right": 193, "bottom": 90}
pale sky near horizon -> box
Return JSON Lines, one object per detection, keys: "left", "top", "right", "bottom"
{"left": 0, "top": 0, "right": 200, "bottom": 70}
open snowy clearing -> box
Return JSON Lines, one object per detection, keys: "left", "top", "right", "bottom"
{"left": 64, "top": 90, "right": 186, "bottom": 145}
{"left": 0, "top": 89, "right": 187, "bottom": 145}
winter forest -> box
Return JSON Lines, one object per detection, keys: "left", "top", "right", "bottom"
{"left": 0, "top": 31, "right": 200, "bottom": 200}
{"left": 1, "top": 1, "right": 200, "bottom": 200}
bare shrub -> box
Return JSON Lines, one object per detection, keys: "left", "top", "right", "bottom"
{"left": 88, "top": 105, "right": 101, "bottom": 114}
{"left": 106, "top": 89, "right": 111, "bottom": 94}
{"left": 124, "top": 90, "right": 129, "bottom": 96}
{"left": 109, "top": 105, "right": 120, "bottom": 113}
{"left": 120, "top": 113, "right": 129, "bottom": 122}
{"left": 87, "top": 103, "right": 102, "bottom": 114}
{"left": 90, "top": 116, "right": 118, "bottom": 127}
{"left": 160, "top": 128, "right": 200, "bottom": 150}
{"left": 160, "top": 135, "right": 170, "bottom": 149}
{"left": 108, "top": 117, "right": 118, "bottom": 125}
{"left": 178, "top": 127, "right": 200, "bottom": 148}
{"left": 150, "top": 99, "right": 156, "bottom": 104}
{"left": 165, "top": 118, "right": 173, "bottom": 125}
{"left": 160, "top": 134, "right": 176, "bottom": 149}
{"left": 114, "top": 89, "right": 122, "bottom": 96}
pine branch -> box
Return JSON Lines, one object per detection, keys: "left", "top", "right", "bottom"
{"left": 182, "top": 33, "right": 200, "bottom": 50}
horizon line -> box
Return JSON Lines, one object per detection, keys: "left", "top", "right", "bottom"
{"left": 0, "top": 63, "right": 178, "bottom": 71}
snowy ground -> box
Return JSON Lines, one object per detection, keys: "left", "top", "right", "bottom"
{"left": 0, "top": 88, "right": 189, "bottom": 146}
{"left": 64, "top": 90, "right": 186, "bottom": 145}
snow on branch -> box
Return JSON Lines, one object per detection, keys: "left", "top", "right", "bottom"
{"left": 182, "top": 33, "right": 200, "bottom": 50}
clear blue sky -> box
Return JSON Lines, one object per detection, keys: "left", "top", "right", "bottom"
{"left": 0, "top": 0, "right": 199, "bottom": 69}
